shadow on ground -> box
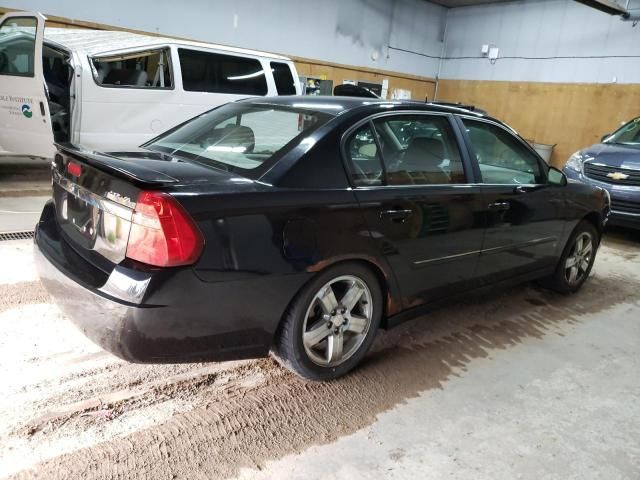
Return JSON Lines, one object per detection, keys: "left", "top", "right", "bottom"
{"left": 603, "top": 226, "right": 640, "bottom": 248}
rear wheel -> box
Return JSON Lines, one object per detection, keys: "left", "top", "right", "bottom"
{"left": 272, "top": 263, "right": 383, "bottom": 381}
{"left": 546, "top": 220, "right": 599, "bottom": 293}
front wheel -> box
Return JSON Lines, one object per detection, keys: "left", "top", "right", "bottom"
{"left": 546, "top": 220, "right": 599, "bottom": 294}
{"left": 272, "top": 263, "right": 383, "bottom": 381}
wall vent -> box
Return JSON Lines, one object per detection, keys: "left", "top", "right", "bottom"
{"left": 0, "top": 231, "right": 35, "bottom": 242}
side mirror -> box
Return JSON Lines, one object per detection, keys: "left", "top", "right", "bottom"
{"left": 601, "top": 133, "right": 610, "bottom": 142}
{"left": 548, "top": 166, "right": 567, "bottom": 186}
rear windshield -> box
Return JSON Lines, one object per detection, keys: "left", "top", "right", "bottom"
{"left": 144, "top": 103, "right": 332, "bottom": 176}
{"left": 604, "top": 117, "right": 640, "bottom": 146}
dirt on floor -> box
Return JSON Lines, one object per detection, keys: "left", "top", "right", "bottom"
{"left": 0, "top": 229, "right": 639, "bottom": 480}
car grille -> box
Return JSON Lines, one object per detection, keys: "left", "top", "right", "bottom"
{"left": 611, "top": 198, "right": 640, "bottom": 215}
{"left": 583, "top": 162, "right": 640, "bottom": 186}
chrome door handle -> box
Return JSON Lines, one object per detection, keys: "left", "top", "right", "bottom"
{"left": 380, "top": 209, "right": 413, "bottom": 222}
{"left": 514, "top": 185, "right": 532, "bottom": 194}
{"left": 488, "top": 201, "right": 510, "bottom": 211}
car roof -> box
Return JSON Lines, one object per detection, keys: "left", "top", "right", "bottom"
{"left": 241, "top": 95, "right": 488, "bottom": 118}
{"left": 42, "top": 28, "right": 291, "bottom": 60}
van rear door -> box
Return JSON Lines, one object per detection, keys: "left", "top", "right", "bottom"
{"left": 0, "top": 11, "right": 54, "bottom": 159}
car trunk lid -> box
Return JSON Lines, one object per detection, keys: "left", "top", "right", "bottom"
{"left": 51, "top": 144, "right": 244, "bottom": 267}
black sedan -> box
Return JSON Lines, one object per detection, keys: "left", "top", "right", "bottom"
{"left": 35, "top": 97, "right": 610, "bottom": 380}
{"left": 563, "top": 116, "right": 640, "bottom": 229}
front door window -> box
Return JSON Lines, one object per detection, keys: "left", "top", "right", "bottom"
{"left": 462, "top": 119, "right": 545, "bottom": 185}
{"left": 0, "top": 16, "right": 37, "bottom": 77}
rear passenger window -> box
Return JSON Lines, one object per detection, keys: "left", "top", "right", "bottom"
{"left": 347, "top": 124, "right": 384, "bottom": 186}
{"left": 462, "top": 119, "right": 544, "bottom": 184}
{"left": 373, "top": 115, "right": 466, "bottom": 185}
{"left": 92, "top": 48, "right": 172, "bottom": 88}
{"left": 271, "top": 62, "right": 296, "bottom": 95}
{"left": 179, "top": 48, "right": 267, "bottom": 95}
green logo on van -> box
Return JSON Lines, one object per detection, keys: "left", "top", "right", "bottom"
{"left": 21, "top": 104, "right": 32, "bottom": 118}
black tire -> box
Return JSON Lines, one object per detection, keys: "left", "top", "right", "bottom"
{"left": 545, "top": 220, "right": 600, "bottom": 294}
{"left": 272, "top": 262, "right": 383, "bottom": 381}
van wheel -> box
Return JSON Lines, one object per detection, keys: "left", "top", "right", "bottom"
{"left": 272, "top": 263, "right": 382, "bottom": 381}
{"left": 545, "top": 221, "right": 599, "bottom": 294}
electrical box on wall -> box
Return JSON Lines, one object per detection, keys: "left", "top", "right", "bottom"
{"left": 481, "top": 44, "right": 490, "bottom": 56}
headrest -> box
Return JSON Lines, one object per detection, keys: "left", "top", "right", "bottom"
{"left": 208, "top": 124, "right": 256, "bottom": 153}
{"left": 128, "top": 70, "right": 148, "bottom": 86}
{"left": 404, "top": 137, "right": 445, "bottom": 168}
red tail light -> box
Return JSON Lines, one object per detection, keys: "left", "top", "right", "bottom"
{"left": 67, "top": 162, "right": 82, "bottom": 177}
{"left": 126, "top": 191, "right": 204, "bottom": 267}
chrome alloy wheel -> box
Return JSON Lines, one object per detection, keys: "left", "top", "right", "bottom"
{"left": 565, "top": 232, "right": 593, "bottom": 286}
{"left": 302, "top": 275, "right": 373, "bottom": 367}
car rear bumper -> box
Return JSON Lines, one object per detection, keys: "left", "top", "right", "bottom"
{"left": 34, "top": 241, "right": 139, "bottom": 360}
{"left": 34, "top": 201, "right": 307, "bottom": 363}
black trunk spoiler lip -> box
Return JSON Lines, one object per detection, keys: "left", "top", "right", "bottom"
{"left": 55, "top": 143, "right": 179, "bottom": 185}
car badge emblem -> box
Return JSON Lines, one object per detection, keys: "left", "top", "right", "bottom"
{"left": 606, "top": 171, "right": 629, "bottom": 181}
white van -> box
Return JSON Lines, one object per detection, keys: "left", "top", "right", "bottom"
{"left": 0, "top": 11, "right": 300, "bottom": 159}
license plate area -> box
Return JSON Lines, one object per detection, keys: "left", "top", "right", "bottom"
{"left": 53, "top": 170, "right": 135, "bottom": 264}
{"left": 64, "top": 193, "right": 100, "bottom": 241}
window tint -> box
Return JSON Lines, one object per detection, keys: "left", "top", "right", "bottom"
{"left": 179, "top": 48, "right": 267, "bottom": 95}
{"left": 92, "top": 48, "right": 172, "bottom": 88}
{"left": 347, "top": 124, "right": 384, "bottom": 186}
{"left": 373, "top": 115, "right": 466, "bottom": 185}
{"left": 463, "top": 119, "right": 544, "bottom": 184}
{"left": 271, "top": 62, "right": 296, "bottom": 95}
{"left": 0, "top": 17, "right": 36, "bottom": 77}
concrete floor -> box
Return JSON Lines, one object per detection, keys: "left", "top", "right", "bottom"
{"left": 0, "top": 196, "right": 50, "bottom": 232}
{"left": 1, "top": 155, "right": 639, "bottom": 479}
{"left": 237, "top": 288, "right": 640, "bottom": 480}
{"left": 0, "top": 158, "right": 51, "bottom": 233}
{"left": 0, "top": 230, "right": 638, "bottom": 479}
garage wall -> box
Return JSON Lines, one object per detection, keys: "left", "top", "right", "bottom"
{"left": 441, "top": 0, "right": 640, "bottom": 84}
{"left": 2, "top": 0, "right": 446, "bottom": 79}
{"left": 436, "top": 0, "right": 640, "bottom": 167}
{"left": 437, "top": 80, "right": 640, "bottom": 168}
{"left": 1, "top": 1, "right": 441, "bottom": 99}
{"left": 4, "top": 0, "right": 638, "bottom": 166}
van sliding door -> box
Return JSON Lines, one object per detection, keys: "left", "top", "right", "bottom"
{"left": 0, "top": 11, "right": 54, "bottom": 159}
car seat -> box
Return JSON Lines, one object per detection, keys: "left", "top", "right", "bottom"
{"left": 389, "top": 137, "right": 450, "bottom": 184}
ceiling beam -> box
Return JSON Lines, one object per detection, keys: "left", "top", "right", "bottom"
{"left": 573, "top": 0, "right": 628, "bottom": 15}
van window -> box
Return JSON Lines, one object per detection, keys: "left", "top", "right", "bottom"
{"left": 178, "top": 48, "right": 267, "bottom": 95}
{"left": 0, "top": 17, "right": 37, "bottom": 77}
{"left": 271, "top": 62, "right": 296, "bottom": 95}
{"left": 91, "top": 48, "right": 172, "bottom": 88}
